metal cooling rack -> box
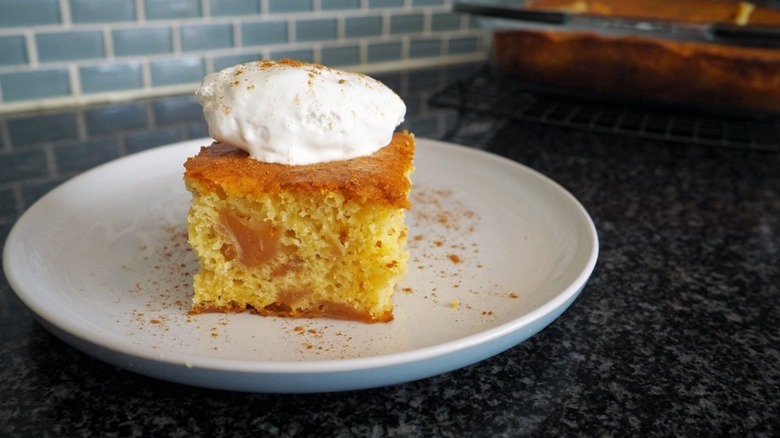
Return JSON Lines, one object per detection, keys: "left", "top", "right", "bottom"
{"left": 430, "top": 69, "right": 780, "bottom": 152}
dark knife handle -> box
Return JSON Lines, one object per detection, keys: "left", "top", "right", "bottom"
{"left": 710, "top": 23, "right": 780, "bottom": 48}
{"left": 453, "top": 2, "right": 566, "bottom": 25}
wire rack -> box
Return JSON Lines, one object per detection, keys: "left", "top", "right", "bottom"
{"left": 429, "top": 69, "right": 780, "bottom": 152}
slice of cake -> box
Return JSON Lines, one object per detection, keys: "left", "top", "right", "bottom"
{"left": 183, "top": 59, "right": 413, "bottom": 323}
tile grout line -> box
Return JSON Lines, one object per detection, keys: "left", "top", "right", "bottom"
{"left": 171, "top": 23, "right": 182, "bottom": 60}
{"left": 141, "top": 58, "right": 153, "bottom": 92}
{"left": 74, "top": 106, "right": 87, "bottom": 140}
{"left": 337, "top": 15, "right": 345, "bottom": 41}
{"left": 103, "top": 26, "right": 114, "bottom": 59}
{"left": 136, "top": 0, "right": 146, "bottom": 22}
{"left": 43, "top": 143, "right": 59, "bottom": 181}
{"left": 233, "top": 17, "right": 242, "bottom": 48}
{"left": 359, "top": 39, "right": 368, "bottom": 65}
{"left": 24, "top": 29, "right": 39, "bottom": 68}
{"left": 68, "top": 63, "right": 81, "bottom": 99}
{"left": 288, "top": 16, "right": 296, "bottom": 45}
{"left": 59, "top": 0, "right": 72, "bottom": 27}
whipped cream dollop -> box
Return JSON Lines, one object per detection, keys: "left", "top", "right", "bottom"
{"left": 196, "top": 59, "right": 406, "bottom": 165}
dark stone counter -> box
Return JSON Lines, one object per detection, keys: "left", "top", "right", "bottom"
{"left": 2, "top": 63, "right": 779, "bottom": 436}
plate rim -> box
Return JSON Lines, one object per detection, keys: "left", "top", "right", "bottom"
{"left": 3, "top": 137, "right": 598, "bottom": 384}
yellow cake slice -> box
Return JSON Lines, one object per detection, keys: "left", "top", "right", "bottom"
{"left": 183, "top": 131, "right": 414, "bottom": 323}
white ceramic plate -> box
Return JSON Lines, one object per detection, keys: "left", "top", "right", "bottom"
{"left": 3, "top": 138, "right": 598, "bottom": 393}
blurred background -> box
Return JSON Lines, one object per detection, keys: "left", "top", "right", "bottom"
{"left": 0, "top": 0, "right": 489, "bottom": 112}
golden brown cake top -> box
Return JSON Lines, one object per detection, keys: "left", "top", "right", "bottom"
{"left": 526, "top": 0, "right": 780, "bottom": 25}
{"left": 184, "top": 131, "right": 415, "bottom": 209}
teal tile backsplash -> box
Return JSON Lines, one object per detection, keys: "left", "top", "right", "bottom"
{"left": 0, "top": 187, "right": 15, "bottom": 217}
{"left": 210, "top": 0, "right": 260, "bottom": 16}
{"left": 85, "top": 102, "right": 148, "bottom": 135}
{"left": 268, "top": 0, "right": 314, "bottom": 13}
{"left": 124, "top": 127, "right": 181, "bottom": 153}
{"left": 321, "top": 45, "right": 360, "bottom": 67}
{"left": 54, "top": 137, "right": 120, "bottom": 174}
{"left": 0, "top": 0, "right": 61, "bottom": 27}
{"left": 241, "top": 20, "right": 288, "bottom": 46}
{"left": 410, "top": 38, "right": 442, "bottom": 59}
{"left": 368, "top": 41, "right": 403, "bottom": 63}
{"left": 296, "top": 18, "right": 338, "bottom": 42}
{"left": 144, "top": 0, "right": 202, "bottom": 20}
{"left": 79, "top": 62, "right": 144, "bottom": 93}
{"left": 7, "top": 112, "right": 79, "bottom": 145}
{"left": 0, "top": 69, "right": 71, "bottom": 102}
{"left": 213, "top": 52, "right": 261, "bottom": 71}
{"left": 322, "top": 0, "right": 361, "bottom": 10}
{"left": 345, "top": 16, "right": 383, "bottom": 38}
{"left": 0, "top": 35, "right": 27, "bottom": 66}
{"left": 0, "top": 148, "right": 49, "bottom": 184}
{"left": 113, "top": 27, "right": 173, "bottom": 56}
{"left": 36, "top": 31, "right": 105, "bottom": 62}
{"left": 150, "top": 57, "right": 206, "bottom": 86}
{"left": 0, "top": 0, "right": 488, "bottom": 112}
{"left": 153, "top": 95, "right": 201, "bottom": 125}
{"left": 270, "top": 48, "right": 314, "bottom": 63}
{"left": 70, "top": 0, "right": 136, "bottom": 23}
{"left": 449, "top": 36, "right": 480, "bottom": 55}
{"left": 390, "top": 13, "right": 425, "bottom": 34}
{"left": 432, "top": 12, "right": 462, "bottom": 31}
{"left": 180, "top": 23, "right": 234, "bottom": 51}
{"left": 369, "top": 0, "right": 404, "bottom": 8}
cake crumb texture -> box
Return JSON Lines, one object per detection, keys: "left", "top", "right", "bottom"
{"left": 183, "top": 132, "right": 414, "bottom": 323}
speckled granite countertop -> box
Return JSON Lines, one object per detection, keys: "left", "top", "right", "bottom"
{"left": 2, "top": 63, "right": 779, "bottom": 436}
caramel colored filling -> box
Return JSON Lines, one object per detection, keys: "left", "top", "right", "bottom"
{"left": 219, "top": 210, "right": 280, "bottom": 267}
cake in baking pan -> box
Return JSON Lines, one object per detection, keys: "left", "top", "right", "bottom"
{"left": 490, "top": 0, "right": 780, "bottom": 114}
